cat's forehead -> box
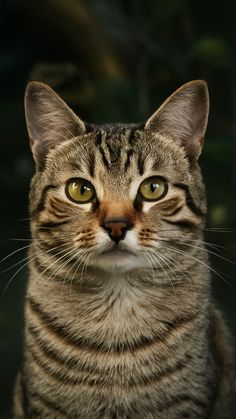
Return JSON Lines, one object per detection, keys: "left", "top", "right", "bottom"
{"left": 47, "top": 125, "right": 190, "bottom": 185}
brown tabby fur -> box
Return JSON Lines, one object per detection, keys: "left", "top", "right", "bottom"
{"left": 13, "top": 80, "right": 235, "bottom": 418}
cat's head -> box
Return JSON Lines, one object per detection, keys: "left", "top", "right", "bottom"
{"left": 25, "top": 81, "right": 209, "bottom": 276}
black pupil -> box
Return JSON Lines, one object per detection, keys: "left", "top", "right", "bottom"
{"left": 80, "top": 184, "right": 90, "bottom": 195}
{"left": 150, "top": 182, "right": 159, "bottom": 193}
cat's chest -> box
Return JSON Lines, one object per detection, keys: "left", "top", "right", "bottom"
{"left": 29, "top": 274, "right": 153, "bottom": 340}
{"left": 27, "top": 269, "right": 202, "bottom": 348}
{"left": 25, "top": 272, "right": 209, "bottom": 418}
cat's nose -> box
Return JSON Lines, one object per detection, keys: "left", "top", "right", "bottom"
{"left": 102, "top": 217, "right": 133, "bottom": 243}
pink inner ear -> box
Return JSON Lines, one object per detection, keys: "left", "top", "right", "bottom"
{"left": 144, "top": 80, "right": 209, "bottom": 161}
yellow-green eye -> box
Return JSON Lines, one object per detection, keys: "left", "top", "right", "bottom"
{"left": 66, "top": 178, "right": 95, "bottom": 204}
{"left": 139, "top": 177, "right": 168, "bottom": 201}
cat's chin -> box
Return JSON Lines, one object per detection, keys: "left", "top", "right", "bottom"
{"left": 90, "top": 246, "right": 143, "bottom": 272}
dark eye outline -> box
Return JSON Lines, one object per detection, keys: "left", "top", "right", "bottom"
{"left": 65, "top": 178, "right": 96, "bottom": 204}
{"left": 138, "top": 176, "right": 168, "bottom": 202}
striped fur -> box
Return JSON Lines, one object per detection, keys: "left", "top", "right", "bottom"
{"left": 13, "top": 81, "right": 235, "bottom": 418}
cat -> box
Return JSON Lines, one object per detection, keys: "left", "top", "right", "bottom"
{"left": 13, "top": 80, "right": 235, "bottom": 418}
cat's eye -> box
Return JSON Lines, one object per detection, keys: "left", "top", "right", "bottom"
{"left": 139, "top": 176, "right": 168, "bottom": 201}
{"left": 65, "top": 178, "right": 95, "bottom": 204}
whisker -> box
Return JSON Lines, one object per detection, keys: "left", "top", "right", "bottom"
{"left": 141, "top": 250, "right": 157, "bottom": 278}
{"left": 204, "top": 227, "right": 236, "bottom": 233}
{"left": 49, "top": 248, "right": 84, "bottom": 283}
{"left": 161, "top": 237, "right": 227, "bottom": 251}
{"left": 0, "top": 244, "right": 32, "bottom": 265}
{"left": 158, "top": 227, "right": 236, "bottom": 234}
{"left": 2, "top": 243, "right": 71, "bottom": 292}
{"left": 150, "top": 248, "right": 191, "bottom": 287}
{"left": 36, "top": 246, "right": 76, "bottom": 283}
{"left": 159, "top": 237, "right": 235, "bottom": 266}
{"left": 62, "top": 248, "right": 86, "bottom": 285}
{"left": 2, "top": 238, "right": 46, "bottom": 243}
{"left": 81, "top": 252, "right": 94, "bottom": 286}
{"left": 159, "top": 243, "right": 231, "bottom": 286}
{"left": 74, "top": 251, "right": 92, "bottom": 285}
{"left": 0, "top": 253, "right": 35, "bottom": 274}
{"left": 149, "top": 251, "right": 177, "bottom": 292}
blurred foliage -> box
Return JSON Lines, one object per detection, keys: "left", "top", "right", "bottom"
{"left": 0, "top": 0, "right": 236, "bottom": 417}
{"left": 190, "top": 37, "right": 231, "bottom": 67}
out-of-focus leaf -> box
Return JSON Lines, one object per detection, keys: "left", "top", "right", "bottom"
{"left": 190, "top": 37, "right": 231, "bottom": 67}
{"left": 210, "top": 205, "right": 228, "bottom": 226}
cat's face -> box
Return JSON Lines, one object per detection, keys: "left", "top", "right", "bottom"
{"left": 26, "top": 81, "right": 209, "bottom": 277}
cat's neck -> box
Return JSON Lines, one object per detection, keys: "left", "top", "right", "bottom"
{"left": 28, "top": 270, "right": 209, "bottom": 344}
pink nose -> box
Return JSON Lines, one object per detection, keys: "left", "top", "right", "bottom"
{"left": 102, "top": 218, "right": 133, "bottom": 243}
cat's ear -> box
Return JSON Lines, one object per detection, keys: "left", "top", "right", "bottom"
{"left": 144, "top": 80, "right": 209, "bottom": 160}
{"left": 25, "top": 82, "right": 86, "bottom": 166}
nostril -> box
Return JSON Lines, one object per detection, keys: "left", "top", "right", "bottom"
{"left": 105, "top": 222, "right": 127, "bottom": 237}
{"left": 102, "top": 217, "right": 133, "bottom": 243}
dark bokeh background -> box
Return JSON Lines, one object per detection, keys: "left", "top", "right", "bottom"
{"left": 0, "top": 1, "right": 235, "bottom": 417}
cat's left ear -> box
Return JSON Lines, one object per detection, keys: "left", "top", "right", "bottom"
{"left": 25, "top": 82, "right": 86, "bottom": 167}
{"left": 145, "top": 80, "right": 209, "bottom": 160}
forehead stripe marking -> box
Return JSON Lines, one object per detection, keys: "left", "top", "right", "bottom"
{"left": 87, "top": 152, "right": 95, "bottom": 177}
{"left": 105, "top": 133, "right": 114, "bottom": 162}
{"left": 94, "top": 131, "right": 102, "bottom": 147}
{"left": 98, "top": 144, "right": 109, "bottom": 169}
{"left": 137, "top": 154, "right": 145, "bottom": 176}
{"left": 105, "top": 130, "right": 121, "bottom": 164}
{"left": 128, "top": 128, "right": 138, "bottom": 146}
{"left": 124, "top": 149, "right": 134, "bottom": 172}
{"left": 95, "top": 131, "right": 110, "bottom": 169}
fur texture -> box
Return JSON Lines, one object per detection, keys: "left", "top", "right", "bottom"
{"left": 13, "top": 81, "right": 235, "bottom": 418}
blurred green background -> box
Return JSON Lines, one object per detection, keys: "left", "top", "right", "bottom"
{"left": 0, "top": 0, "right": 235, "bottom": 417}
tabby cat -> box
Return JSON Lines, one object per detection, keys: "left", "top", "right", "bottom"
{"left": 13, "top": 80, "right": 235, "bottom": 418}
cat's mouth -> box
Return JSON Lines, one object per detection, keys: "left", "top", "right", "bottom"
{"left": 101, "top": 243, "right": 137, "bottom": 257}
{"left": 91, "top": 243, "right": 142, "bottom": 272}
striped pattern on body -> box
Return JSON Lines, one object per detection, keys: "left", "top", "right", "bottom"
{"left": 13, "top": 81, "right": 235, "bottom": 419}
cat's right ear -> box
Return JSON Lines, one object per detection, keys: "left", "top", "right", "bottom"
{"left": 24, "top": 82, "right": 86, "bottom": 168}
{"left": 144, "top": 80, "right": 209, "bottom": 161}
